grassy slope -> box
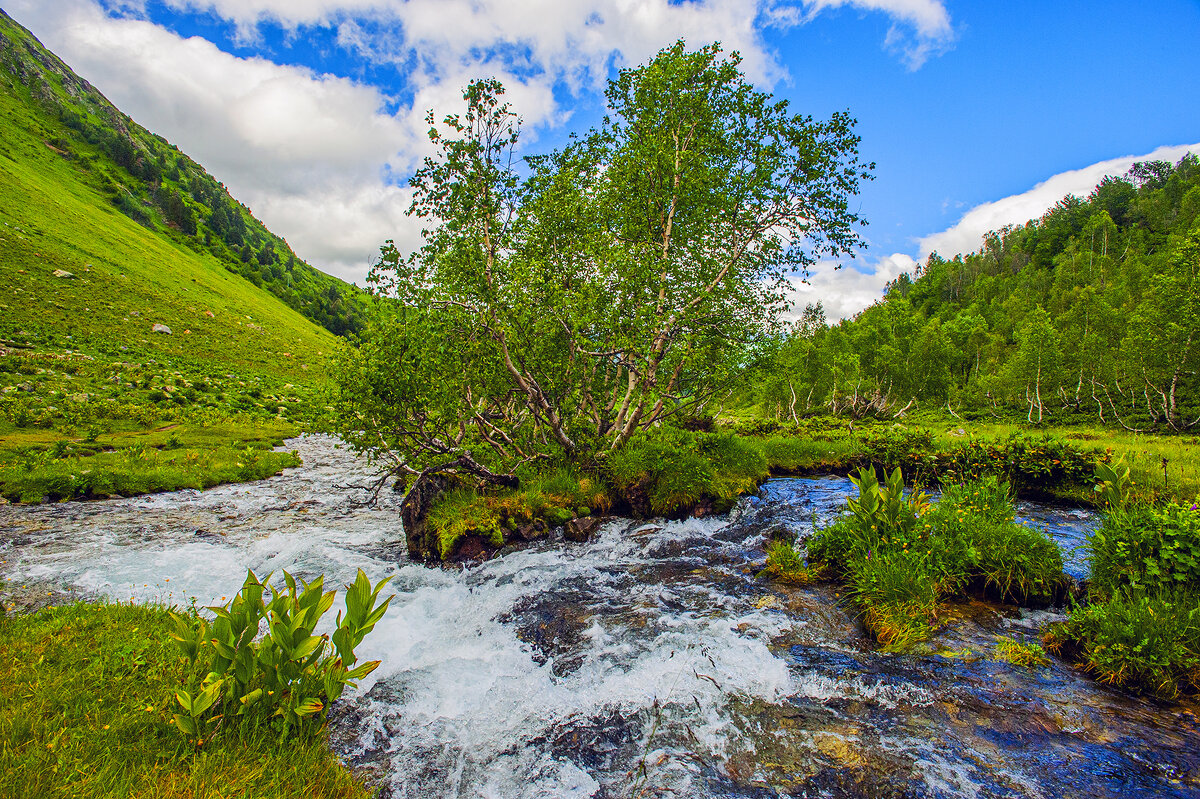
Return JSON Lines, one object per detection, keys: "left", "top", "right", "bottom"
{"left": 0, "top": 84, "right": 335, "bottom": 376}
{"left": 0, "top": 27, "right": 346, "bottom": 502}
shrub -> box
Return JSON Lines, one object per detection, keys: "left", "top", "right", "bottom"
{"left": 168, "top": 569, "right": 391, "bottom": 742}
{"left": 801, "top": 471, "right": 1067, "bottom": 650}
{"left": 1045, "top": 590, "right": 1200, "bottom": 698}
{"left": 807, "top": 466, "right": 931, "bottom": 569}
{"left": 1088, "top": 501, "right": 1200, "bottom": 596}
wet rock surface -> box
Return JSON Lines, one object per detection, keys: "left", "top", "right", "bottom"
{"left": 2, "top": 444, "right": 1198, "bottom": 797}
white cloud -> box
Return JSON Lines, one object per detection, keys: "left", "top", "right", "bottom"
{"left": 920, "top": 142, "right": 1200, "bottom": 261}
{"left": 774, "top": 0, "right": 955, "bottom": 69}
{"left": 5, "top": 0, "right": 952, "bottom": 284}
{"left": 786, "top": 252, "right": 915, "bottom": 321}
{"left": 793, "top": 143, "right": 1200, "bottom": 323}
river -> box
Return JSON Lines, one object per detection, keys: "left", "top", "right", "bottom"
{"left": 2, "top": 434, "right": 1198, "bottom": 798}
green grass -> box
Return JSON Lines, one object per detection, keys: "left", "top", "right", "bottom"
{"left": 995, "top": 636, "right": 1050, "bottom": 668}
{"left": 0, "top": 602, "right": 373, "bottom": 799}
{"left": 758, "top": 540, "right": 821, "bottom": 584}
{"left": 0, "top": 420, "right": 299, "bottom": 502}
{"left": 795, "top": 472, "right": 1066, "bottom": 650}
{"left": 0, "top": 40, "right": 342, "bottom": 502}
{"left": 1045, "top": 590, "right": 1200, "bottom": 699}
{"left": 605, "top": 428, "right": 769, "bottom": 516}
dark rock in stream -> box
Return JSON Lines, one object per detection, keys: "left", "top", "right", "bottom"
{"left": 565, "top": 516, "right": 602, "bottom": 542}
{"left": 399, "top": 471, "right": 459, "bottom": 561}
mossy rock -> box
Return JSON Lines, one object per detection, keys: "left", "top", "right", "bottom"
{"left": 546, "top": 507, "right": 573, "bottom": 526}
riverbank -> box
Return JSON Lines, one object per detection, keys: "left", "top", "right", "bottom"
{"left": 417, "top": 422, "right": 1113, "bottom": 562}
{"left": 3, "top": 435, "right": 1197, "bottom": 796}
{"left": 0, "top": 601, "right": 375, "bottom": 799}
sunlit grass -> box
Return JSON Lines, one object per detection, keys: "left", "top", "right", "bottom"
{"left": 0, "top": 602, "right": 373, "bottom": 799}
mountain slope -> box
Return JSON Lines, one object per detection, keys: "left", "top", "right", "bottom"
{"left": 0, "top": 8, "right": 368, "bottom": 344}
{"left": 0, "top": 9, "right": 344, "bottom": 380}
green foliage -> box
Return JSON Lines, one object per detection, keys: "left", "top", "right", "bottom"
{"left": 738, "top": 153, "right": 1200, "bottom": 431}
{"left": 339, "top": 40, "right": 871, "bottom": 486}
{"left": 994, "top": 636, "right": 1050, "bottom": 668}
{"left": 0, "top": 601, "right": 373, "bottom": 798}
{"left": 605, "top": 428, "right": 768, "bottom": 516}
{"left": 423, "top": 467, "right": 613, "bottom": 557}
{"left": 759, "top": 540, "right": 820, "bottom": 584}
{"left": 168, "top": 569, "right": 391, "bottom": 741}
{"left": 1045, "top": 590, "right": 1200, "bottom": 698}
{"left": 0, "top": 420, "right": 300, "bottom": 503}
{"left": 801, "top": 471, "right": 1066, "bottom": 649}
{"left": 1088, "top": 501, "right": 1200, "bottom": 596}
{"left": 426, "top": 487, "right": 507, "bottom": 558}
{"left": 856, "top": 428, "right": 1104, "bottom": 490}
{"left": 806, "top": 466, "right": 930, "bottom": 568}
{"left": 1093, "top": 458, "right": 1133, "bottom": 509}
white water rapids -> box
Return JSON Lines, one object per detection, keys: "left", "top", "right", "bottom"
{"left": 3, "top": 434, "right": 1198, "bottom": 798}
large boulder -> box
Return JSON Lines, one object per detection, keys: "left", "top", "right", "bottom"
{"left": 151, "top": 323, "right": 172, "bottom": 335}
{"left": 400, "top": 471, "right": 456, "bottom": 561}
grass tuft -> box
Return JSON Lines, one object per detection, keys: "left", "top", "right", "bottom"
{"left": 994, "top": 636, "right": 1050, "bottom": 668}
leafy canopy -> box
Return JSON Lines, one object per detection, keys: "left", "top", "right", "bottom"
{"left": 338, "top": 41, "right": 872, "bottom": 482}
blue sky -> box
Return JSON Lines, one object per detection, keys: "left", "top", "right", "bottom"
{"left": 6, "top": 0, "right": 1199, "bottom": 317}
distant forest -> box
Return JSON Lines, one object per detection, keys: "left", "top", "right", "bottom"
{"left": 747, "top": 154, "right": 1200, "bottom": 430}
{"left": 0, "top": 17, "right": 369, "bottom": 338}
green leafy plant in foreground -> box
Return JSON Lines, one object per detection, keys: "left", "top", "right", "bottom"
{"left": 169, "top": 569, "right": 391, "bottom": 742}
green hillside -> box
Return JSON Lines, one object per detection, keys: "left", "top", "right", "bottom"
{"left": 0, "top": 11, "right": 355, "bottom": 501}
{"left": 745, "top": 154, "right": 1200, "bottom": 429}
{"left": 0, "top": 10, "right": 369, "bottom": 339}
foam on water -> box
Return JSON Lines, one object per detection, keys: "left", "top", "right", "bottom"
{"left": 5, "top": 435, "right": 1200, "bottom": 798}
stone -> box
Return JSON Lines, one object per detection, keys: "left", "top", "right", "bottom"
{"left": 203, "top": 310, "right": 214, "bottom": 318}
{"left": 511, "top": 519, "right": 548, "bottom": 542}
{"left": 400, "top": 471, "right": 457, "bottom": 561}
{"left": 565, "top": 516, "right": 601, "bottom": 542}
{"left": 52, "top": 269, "right": 73, "bottom": 278}
{"left": 151, "top": 323, "right": 172, "bottom": 335}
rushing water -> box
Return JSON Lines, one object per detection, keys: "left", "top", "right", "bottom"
{"left": 2, "top": 435, "right": 1199, "bottom": 798}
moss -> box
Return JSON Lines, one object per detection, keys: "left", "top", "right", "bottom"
{"left": 426, "top": 488, "right": 506, "bottom": 558}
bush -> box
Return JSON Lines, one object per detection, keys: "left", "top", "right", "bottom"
{"left": 168, "top": 569, "right": 391, "bottom": 741}
{"left": 1045, "top": 590, "right": 1200, "bottom": 698}
{"left": 798, "top": 470, "right": 1066, "bottom": 649}
{"left": 1089, "top": 502, "right": 1200, "bottom": 596}
{"left": 921, "top": 476, "right": 1065, "bottom": 603}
